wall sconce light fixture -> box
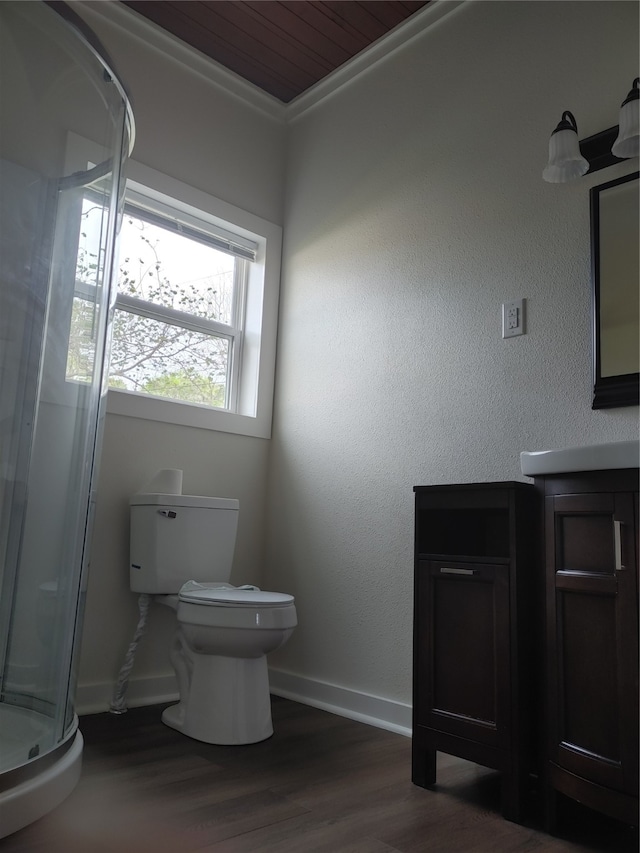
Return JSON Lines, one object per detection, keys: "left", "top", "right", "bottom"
{"left": 543, "top": 78, "right": 639, "bottom": 183}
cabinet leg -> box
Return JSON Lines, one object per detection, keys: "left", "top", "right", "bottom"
{"left": 412, "top": 745, "right": 436, "bottom": 788}
{"left": 544, "top": 785, "right": 557, "bottom": 834}
{"left": 500, "top": 766, "right": 524, "bottom": 823}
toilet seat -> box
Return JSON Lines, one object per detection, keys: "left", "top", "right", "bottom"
{"left": 178, "top": 581, "right": 294, "bottom": 608}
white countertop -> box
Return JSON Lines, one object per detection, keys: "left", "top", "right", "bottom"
{"left": 520, "top": 440, "right": 639, "bottom": 476}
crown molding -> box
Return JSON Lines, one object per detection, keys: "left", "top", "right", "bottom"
{"left": 73, "top": 0, "right": 467, "bottom": 126}
{"left": 286, "top": 0, "right": 466, "bottom": 122}
{"left": 73, "top": 0, "right": 288, "bottom": 123}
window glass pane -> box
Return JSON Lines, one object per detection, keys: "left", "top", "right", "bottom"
{"left": 118, "top": 211, "right": 236, "bottom": 325}
{"left": 67, "top": 296, "right": 96, "bottom": 384}
{"left": 109, "top": 310, "right": 229, "bottom": 408}
{"left": 66, "top": 195, "right": 108, "bottom": 383}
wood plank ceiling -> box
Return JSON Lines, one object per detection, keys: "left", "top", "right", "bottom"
{"left": 122, "top": 1, "right": 430, "bottom": 103}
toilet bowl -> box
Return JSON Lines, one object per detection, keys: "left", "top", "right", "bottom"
{"left": 158, "top": 582, "right": 297, "bottom": 745}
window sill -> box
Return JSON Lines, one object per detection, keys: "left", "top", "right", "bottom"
{"left": 105, "top": 388, "right": 271, "bottom": 439}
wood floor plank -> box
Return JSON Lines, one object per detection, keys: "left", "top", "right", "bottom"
{"left": 2, "top": 698, "right": 636, "bottom": 852}
{"left": 202, "top": 812, "right": 404, "bottom": 853}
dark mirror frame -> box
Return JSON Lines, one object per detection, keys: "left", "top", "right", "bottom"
{"left": 590, "top": 170, "right": 640, "bottom": 409}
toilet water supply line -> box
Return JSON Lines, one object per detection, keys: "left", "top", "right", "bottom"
{"left": 110, "top": 593, "right": 151, "bottom": 714}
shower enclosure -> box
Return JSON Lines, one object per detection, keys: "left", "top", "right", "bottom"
{"left": 0, "top": 1, "right": 133, "bottom": 837}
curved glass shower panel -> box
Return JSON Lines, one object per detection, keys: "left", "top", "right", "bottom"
{"left": 0, "top": 0, "right": 131, "bottom": 795}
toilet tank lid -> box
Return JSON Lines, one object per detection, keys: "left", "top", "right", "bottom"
{"left": 130, "top": 493, "right": 239, "bottom": 510}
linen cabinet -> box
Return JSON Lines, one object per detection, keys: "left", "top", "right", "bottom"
{"left": 411, "top": 482, "right": 537, "bottom": 823}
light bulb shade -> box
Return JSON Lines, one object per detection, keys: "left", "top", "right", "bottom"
{"left": 543, "top": 112, "right": 589, "bottom": 183}
{"left": 612, "top": 78, "right": 639, "bottom": 159}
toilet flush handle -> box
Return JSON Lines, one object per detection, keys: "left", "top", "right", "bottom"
{"left": 158, "top": 509, "right": 177, "bottom": 519}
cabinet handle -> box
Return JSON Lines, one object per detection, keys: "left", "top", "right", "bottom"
{"left": 439, "top": 567, "right": 476, "bottom": 576}
{"left": 614, "top": 520, "right": 626, "bottom": 572}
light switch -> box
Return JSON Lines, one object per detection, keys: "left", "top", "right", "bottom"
{"left": 502, "top": 299, "right": 525, "bottom": 338}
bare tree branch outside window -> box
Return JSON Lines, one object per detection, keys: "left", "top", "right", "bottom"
{"left": 67, "top": 200, "right": 238, "bottom": 409}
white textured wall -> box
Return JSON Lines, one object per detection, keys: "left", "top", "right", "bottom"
{"left": 265, "top": 1, "right": 639, "bottom": 704}
{"left": 74, "top": 4, "right": 285, "bottom": 707}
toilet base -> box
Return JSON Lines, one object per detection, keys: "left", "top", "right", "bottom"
{"left": 162, "top": 651, "right": 274, "bottom": 745}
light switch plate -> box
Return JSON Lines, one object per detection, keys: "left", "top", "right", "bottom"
{"left": 502, "top": 298, "right": 525, "bottom": 338}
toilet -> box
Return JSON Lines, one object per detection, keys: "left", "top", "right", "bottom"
{"left": 129, "top": 489, "right": 297, "bottom": 745}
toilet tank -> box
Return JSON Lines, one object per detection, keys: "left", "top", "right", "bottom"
{"left": 129, "top": 493, "right": 239, "bottom": 593}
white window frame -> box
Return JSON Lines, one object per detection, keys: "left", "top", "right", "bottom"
{"left": 65, "top": 134, "right": 282, "bottom": 440}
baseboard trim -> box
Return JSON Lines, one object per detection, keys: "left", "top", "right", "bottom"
{"left": 76, "top": 674, "right": 178, "bottom": 716}
{"left": 268, "top": 669, "right": 412, "bottom": 737}
{"left": 76, "top": 669, "right": 412, "bottom": 737}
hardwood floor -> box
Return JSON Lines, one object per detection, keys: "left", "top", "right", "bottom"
{"left": 3, "top": 698, "right": 636, "bottom": 852}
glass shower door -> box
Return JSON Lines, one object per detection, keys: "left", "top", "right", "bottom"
{"left": 0, "top": 0, "right": 133, "bottom": 835}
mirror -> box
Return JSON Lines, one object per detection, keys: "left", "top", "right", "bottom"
{"left": 591, "top": 170, "right": 639, "bottom": 408}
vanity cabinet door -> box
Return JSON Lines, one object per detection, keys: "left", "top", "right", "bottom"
{"left": 545, "top": 491, "right": 639, "bottom": 800}
{"left": 415, "top": 560, "right": 511, "bottom": 749}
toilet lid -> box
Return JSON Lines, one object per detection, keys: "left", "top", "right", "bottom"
{"left": 179, "top": 583, "right": 294, "bottom": 608}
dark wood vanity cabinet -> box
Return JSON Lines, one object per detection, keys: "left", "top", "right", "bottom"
{"left": 412, "top": 482, "right": 537, "bottom": 823}
{"left": 535, "top": 469, "right": 639, "bottom": 828}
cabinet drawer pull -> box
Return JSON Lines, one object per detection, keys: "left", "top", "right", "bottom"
{"left": 614, "top": 520, "right": 626, "bottom": 572}
{"left": 439, "top": 567, "right": 476, "bottom": 576}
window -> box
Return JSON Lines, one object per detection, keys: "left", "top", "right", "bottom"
{"left": 107, "top": 194, "right": 255, "bottom": 411}
{"left": 63, "top": 135, "right": 282, "bottom": 439}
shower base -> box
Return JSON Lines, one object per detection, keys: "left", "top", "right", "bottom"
{"left": 0, "top": 706, "right": 83, "bottom": 839}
